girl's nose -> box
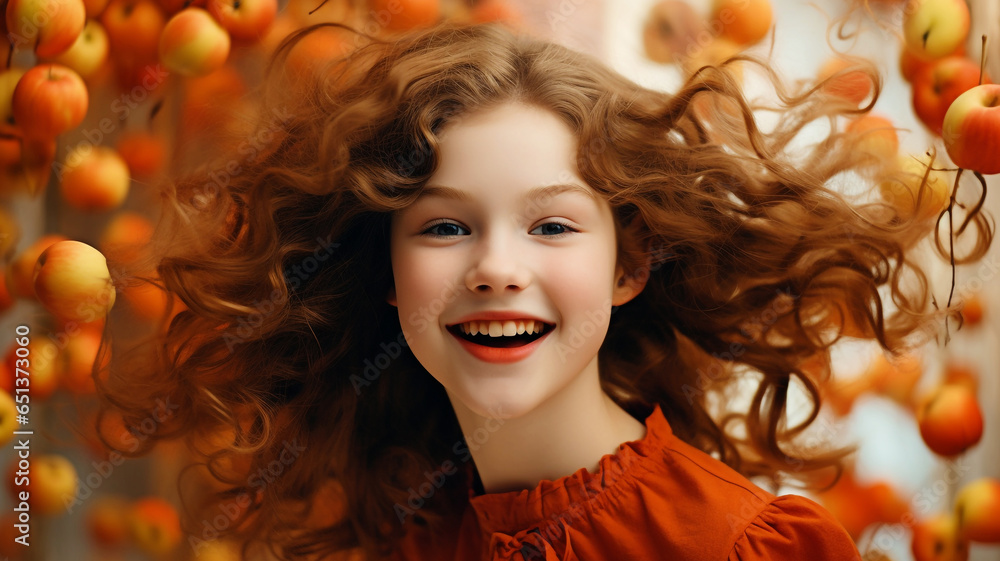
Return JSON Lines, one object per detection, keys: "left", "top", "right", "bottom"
{"left": 464, "top": 237, "right": 532, "bottom": 294}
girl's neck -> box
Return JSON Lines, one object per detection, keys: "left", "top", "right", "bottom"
{"left": 449, "top": 358, "right": 648, "bottom": 495}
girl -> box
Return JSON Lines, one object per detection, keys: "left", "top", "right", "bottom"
{"left": 99, "top": 21, "right": 991, "bottom": 561}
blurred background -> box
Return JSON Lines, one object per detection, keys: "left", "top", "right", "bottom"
{"left": 0, "top": 0, "right": 998, "bottom": 559}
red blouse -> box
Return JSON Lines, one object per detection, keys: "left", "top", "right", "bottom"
{"left": 391, "top": 404, "right": 861, "bottom": 561}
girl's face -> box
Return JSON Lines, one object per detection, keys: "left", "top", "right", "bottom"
{"left": 387, "top": 102, "right": 643, "bottom": 420}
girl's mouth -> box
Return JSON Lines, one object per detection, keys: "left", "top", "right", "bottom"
{"left": 446, "top": 323, "right": 554, "bottom": 348}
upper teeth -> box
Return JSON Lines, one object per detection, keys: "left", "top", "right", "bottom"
{"left": 459, "top": 320, "right": 545, "bottom": 336}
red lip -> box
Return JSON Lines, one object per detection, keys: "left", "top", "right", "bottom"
{"left": 448, "top": 327, "right": 553, "bottom": 364}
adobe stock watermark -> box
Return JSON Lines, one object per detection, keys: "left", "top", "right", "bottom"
{"left": 64, "top": 397, "right": 181, "bottom": 514}
{"left": 188, "top": 439, "right": 307, "bottom": 555}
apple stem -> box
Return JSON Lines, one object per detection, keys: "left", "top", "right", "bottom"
{"left": 979, "top": 35, "right": 987, "bottom": 86}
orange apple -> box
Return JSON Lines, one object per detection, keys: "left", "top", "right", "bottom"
{"left": 369, "top": 0, "right": 439, "bottom": 31}
{"left": 59, "top": 146, "right": 131, "bottom": 211}
{"left": 902, "top": 0, "right": 969, "bottom": 61}
{"left": 878, "top": 155, "right": 951, "bottom": 221}
{"left": 159, "top": 7, "right": 231, "bottom": 77}
{"left": 5, "top": 0, "right": 85, "bottom": 57}
{"left": 941, "top": 84, "right": 1000, "bottom": 174}
{"left": 48, "top": 18, "right": 109, "bottom": 78}
{"left": 7, "top": 454, "right": 79, "bottom": 515}
{"left": 0, "top": 390, "right": 18, "bottom": 447}
{"left": 11, "top": 64, "right": 89, "bottom": 139}
{"left": 3, "top": 336, "right": 60, "bottom": 400}
{"left": 642, "top": 0, "right": 707, "bottom": 64}
{"left": 845, "top": 114, "right": 899, "bottom": 160}
{"left": 917, "top": 383, "right": 983, "bottom": 456}
{"left": 99, "top": 211, "right": 154, "bottom": 265}
{"left": 156, "top": 0, "right": 206, "bottom": 15}
{"left": 180, "top": 64, "right": 246, "bottom": 134}
{"left": 943, "top": 361, "right": 978, "bottom": 392}
{"left": 469, "top": 0, "right": 521, "bottom": 26}
{"left": 60, "top": 327, "right": 107, "bottom": 394}
{"left": 82, "top": 0, "right": 110, "bottom": 17}
{"left": 115, "top": 130, "right": 167, "bottom": 179}
{"left": 207, "top": 0, "right": 276, "bottom": 42}
{"left": 817, "top": 57, "right": 874, "bottom": 106}
{"left": 86, "top": 495, "right": 130, "bottom": 547}
{"left": 901, "top": 45, "right": 931, "bottom": 83}
{"left": 958, "top": 292, "right": 984, "bottom": 326}
{"left": 954, "top": 477, "right": 1000, "bottom": 542}
{"left": 6, "top": 234, "right": 68, "bottom": 299}
{"left": 866, "top": 352, "right": 922, "bottom": 407}
{"left": 122, "top": 277, "right": 184, "bottom": 323}
{"left": 912, "top": 56, "right": 986, "bottom": 136}
{"left": 129, "top": 497, "right": 182, "bottom": 556}
{"left": 32, "top": 241, "right": 117, "bottom": 323}
{"left": 912, "top": 513, "right": 970, "bottom": 561}
{"left": 711, "top": 0, "right": 772, "bottom": 46}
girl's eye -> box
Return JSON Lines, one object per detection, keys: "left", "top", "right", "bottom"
{"left": 420, "top": 220, "right": 578, "bottom": 238}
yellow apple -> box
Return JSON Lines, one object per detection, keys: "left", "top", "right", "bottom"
{"left": 59, "top": 146, "right": 131, "bottom": 212}
{"left": 0, "top": 390, "right": 17, "bottom": 447}
{"left": 878, "top": 155, "right": 951, "bottom": 221}
{"left": 48, "top": 19, "right": 109, "bottom": 78}
{"left": 32, "top": 241, "right": 117, "bottom": 323}
{"left": 902, "top": 0, "right": 969, "bottom": 60}
{"left": 942, "top": 84, "right": 1000, "bottom": 175}
{"left": 955, "top": 477, "right": 1000, "bottom": 542}
{"left": 7, "top": 454, "right": 79, "bottom": 516}
{"left": 911, "top": 513, "right": 969, "bottom": 561}
{"left": 159, "top": 7, "right": 231, "bottom": 77}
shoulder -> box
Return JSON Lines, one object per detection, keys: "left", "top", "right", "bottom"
{"left": 650, "top": 433, "right": 860, "bottom": 560}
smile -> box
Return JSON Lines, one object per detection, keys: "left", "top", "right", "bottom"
{"left": 446, "top": 322, "right": 555, "bottom": 364}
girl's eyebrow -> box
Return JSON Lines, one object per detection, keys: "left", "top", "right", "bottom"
{"left": 418, "top": 183, "right": 598, "bottom": 204}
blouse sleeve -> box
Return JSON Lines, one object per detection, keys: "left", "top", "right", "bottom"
{"left": 729, "top": 494, "right": 862, "bottom": 561}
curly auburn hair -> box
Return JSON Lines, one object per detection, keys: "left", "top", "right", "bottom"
{"left": 95, "top": 22, "right": 991, "bottom": 561}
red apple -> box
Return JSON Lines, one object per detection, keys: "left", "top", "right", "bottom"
{"left": 100, "top": 0, "right": 167, "bottom": 90}
{"left": 711, "top": 0, "right": 772, "bottom": 46}
{"left": 6, "top": 234, "right": 68, "bottom": 299}
{"left": 11, "top": 64, "right": 88, "bottom": 139}
{"left": 878, "top": 155, "right": 951, "bottom": 221}
{"left": 82, "top": 0, "right": 110, "bottom": 17}
{"left": 642, "top": 0, "right": 707, "bottom": 64}
{"left": 901, "top": 45, "right": 931, "bottom": 83}
{"left": 159, "top": 7, "right": 230, "bottom": 77}
{"left": 5, "top": 0, "right": 85, "bottom": 57}
{"left": 912, "top": 513, "right": 969, "bottom": 561}
{"left": 115, "top": 130, "right": 167, "bottom": 179}
{"left": 369, "top": 0, "right": 439, "bottom": 31}
{"left": 129, "top": 497, "right": 182, "bottom": 556}
{"left": 32, "top": 241, "right": 117, "bottom": 323}
{"left": 59, "top": 146, "right": 131, "bottom": 211}
{"left": 941, "top": 84, "right": 1000, "bottom": 174}
{"left": 48, "top": 18, "right": 109, "bottom": 78}
{"left": 917, "top": 383, "right": 983, "bottom": 456}
{"left": 7, "top": 454, "right": 79, "bottom": 515}
{"left": 206, "top": 0, "right": 276, "bottom": 42}
{"left": 902, "top": 0, "right": 969, "bottom": 61}
{"left": 955, "top": 477, "right": 1000, "bottom": 543}
{"left": 912, "top": 56, "right": 984, "bottom": 136}
{"left": 845, "top": 114, "right": 899, "bottom": 160}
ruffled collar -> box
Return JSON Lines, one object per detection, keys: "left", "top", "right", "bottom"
{"left": 465, "top": 403, "right": 670, "bottom": 536}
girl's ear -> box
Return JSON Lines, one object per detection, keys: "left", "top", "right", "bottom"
{"left": 387, "top": 286, "right": 397, "bottom": 307}
{"left": 611, "top": 256, "right": 651, "bottom": 307}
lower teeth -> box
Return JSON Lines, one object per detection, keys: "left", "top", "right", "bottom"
{"left": 465, "top": 333, "right": 540, "bottom": 348}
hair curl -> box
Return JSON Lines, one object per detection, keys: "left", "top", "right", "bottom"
{"left": 95, "top": 22, "right": 992, "bottom": 561}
